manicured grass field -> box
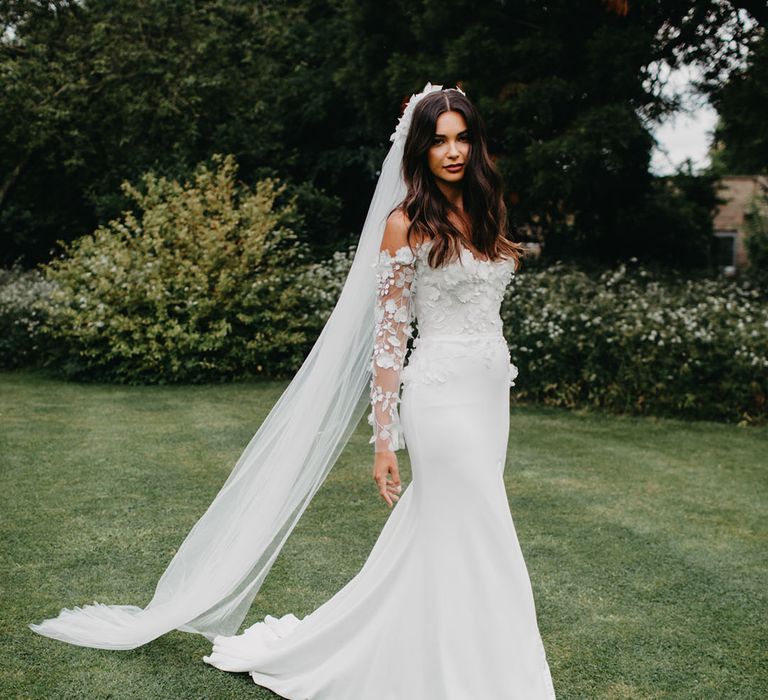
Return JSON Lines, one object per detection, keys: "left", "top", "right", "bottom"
{"left": 1, "top": 370, "right": 765, "bottom": 699}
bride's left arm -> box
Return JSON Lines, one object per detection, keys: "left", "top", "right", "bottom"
{"left": 368, "top": 217, "right": 416, "bottom": 454}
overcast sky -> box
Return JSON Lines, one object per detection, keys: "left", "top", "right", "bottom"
{"left": 648, "top": 62, "right": 719, "bottom": 176}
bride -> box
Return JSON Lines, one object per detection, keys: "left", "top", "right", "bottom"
{"left": 30, "top": 83, "right": 556, "bottom": 699}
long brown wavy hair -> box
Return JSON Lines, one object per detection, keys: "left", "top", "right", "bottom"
{"left": 392, "top": 88, "right": 525, "bottom": 270}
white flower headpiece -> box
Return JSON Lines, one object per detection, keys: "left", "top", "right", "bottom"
{"left": 389, "top": 82, "right": 467, "bottom": 146}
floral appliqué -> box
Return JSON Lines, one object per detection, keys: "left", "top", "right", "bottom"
{"left": 367, "top": 245, "right": 416, "bottom": 452}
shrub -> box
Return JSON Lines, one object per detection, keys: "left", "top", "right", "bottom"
{"left": 744, "top": 190, "right": 768, "bottom": 289}
{"left": 0, "top": 264, "right": 57, "bottom": 368}
{"left": 502, "top": 259, "right": 768, "bottom": 424}
{"left": 36, "top": 154, "right": 349, "bottom": 383}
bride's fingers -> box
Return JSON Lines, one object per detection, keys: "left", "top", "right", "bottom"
{"left": 374, "top": 475, "right": 402, "bottom": 507}
{"left": 376, "top": 478, "right": 393, "bottom": 506}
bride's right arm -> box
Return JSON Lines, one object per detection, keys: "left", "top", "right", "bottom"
{"left": 367, "top": 211, "right": 416, "bottom": 454}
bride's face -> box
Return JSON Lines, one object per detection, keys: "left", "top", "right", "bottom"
{"left": 427, "top": 110, "right": 470, "bottom": 186}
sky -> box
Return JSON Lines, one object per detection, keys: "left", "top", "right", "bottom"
{"left": 647, "top": 62, "right": 719, "bottom": 176}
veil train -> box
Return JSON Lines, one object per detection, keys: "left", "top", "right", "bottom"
{"left": 28, "top": 82, "right": 444, "bottom": 650}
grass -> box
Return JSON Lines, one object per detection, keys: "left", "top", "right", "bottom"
{"left": 1, "top": 369, "right": 766, "bottom": 699}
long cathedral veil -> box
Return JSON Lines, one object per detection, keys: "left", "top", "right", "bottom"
{"left": 28, "top": 82, "right": 445, "bottom": 650}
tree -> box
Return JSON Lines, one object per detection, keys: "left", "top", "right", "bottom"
{"left": 332, "top": 0, "right": 761, "bottom": 267}
{"left": 1, "top": 0, "right": 765, "bottom": 269}
{"left": 708, "top": 32, "right": 768, "bottom": 174}
{"left": 0, "top": 0, "right": 344, "bottom": 265}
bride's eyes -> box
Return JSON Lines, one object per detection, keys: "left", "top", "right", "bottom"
{"left": 432, "top": 134, "right": 470, "bottom": 145}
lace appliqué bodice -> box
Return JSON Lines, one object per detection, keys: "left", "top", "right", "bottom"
{"left": 368, "top": 239, "right": 518, "bottom": 453}
{"left": 410, "top": 240, "right": 515, "bottom": 337}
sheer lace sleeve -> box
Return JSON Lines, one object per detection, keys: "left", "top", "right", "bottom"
{"left": 367, "top": 244, "right": 416, "bottom": 453}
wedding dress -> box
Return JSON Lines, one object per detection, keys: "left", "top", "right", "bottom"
{"left": 203, "top": 238, "right": 557, "bottom": 699}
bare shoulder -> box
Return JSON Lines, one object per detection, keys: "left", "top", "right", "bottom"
{"left": 380, "top": 208, "right": 412, "bottom": 254}
{"left": 381, "top": 208, "right": 425, "bottom": 254}
{"left": 387, "top": 207, "right": 412, "bottom": 229}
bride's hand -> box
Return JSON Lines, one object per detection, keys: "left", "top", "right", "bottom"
{"left": 372, "top": 452, "right": 402, "bottom": 508}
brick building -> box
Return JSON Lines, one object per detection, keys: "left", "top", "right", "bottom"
{"left": 713, "top": 175, "right": 768, "bottom": 274}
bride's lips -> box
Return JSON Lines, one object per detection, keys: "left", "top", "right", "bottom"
{"left": 444, "top": 164, "right": 464, "bottom": 172}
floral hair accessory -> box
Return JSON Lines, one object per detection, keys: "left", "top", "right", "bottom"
{"left": 389, "top": 83, "right": 467, "bottom": 146}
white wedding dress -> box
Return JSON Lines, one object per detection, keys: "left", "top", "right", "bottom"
{"left": 203, "top": 238, "right": 557, "bottom": 699}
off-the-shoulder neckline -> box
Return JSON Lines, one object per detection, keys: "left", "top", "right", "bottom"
{"left": 418, "top": 239, "right": 512, "bottom": 266}
{"left": 378, "top": 240, "right": 515, "bottom": 269}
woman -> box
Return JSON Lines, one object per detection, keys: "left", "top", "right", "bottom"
{"left": 30, "top": 84, "right": 556, "bottom": 698}
{"left": 202, "top": 87, "right": 557, "bottom": 698}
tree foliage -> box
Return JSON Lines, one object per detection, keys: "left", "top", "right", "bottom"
{"left": 1, "top": 0, "right": 765, "bottom": 269}
{"left": 709, "top": 31, "right": 768, "bottom": 175}
{"left": 0, "top": 0, "right": 345, "bottom": 264}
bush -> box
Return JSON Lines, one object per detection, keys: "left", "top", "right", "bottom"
{"left": 0, "top": 264, "right": 57, "bottom": 368}
{"left": 502, "top": 259, "right": 768, "bottom": 424}
{"left": 744, "top": 190, "right": 768, "bottom": 289}
{"left": 36, "top": 153, "right": 353, "bottom": 384}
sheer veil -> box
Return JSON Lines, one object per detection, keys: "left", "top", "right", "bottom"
{"left": 28, "top": 82, "right": 445, "bottom": 650}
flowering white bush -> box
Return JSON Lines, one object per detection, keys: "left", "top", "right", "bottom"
{"left": 501, "top": 260, "right": 768, "bottom": 424}
{"left": 0, "top": 265, "right": 57, "bottom": 367}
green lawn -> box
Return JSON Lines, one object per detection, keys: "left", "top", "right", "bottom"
{"left": 1, "top": 370, "right": 766, "bottom": 699}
